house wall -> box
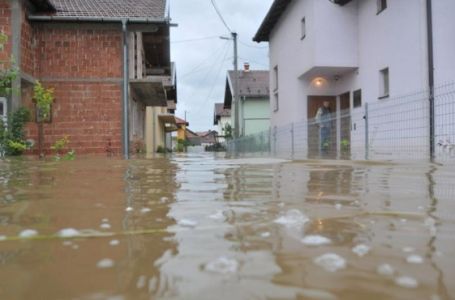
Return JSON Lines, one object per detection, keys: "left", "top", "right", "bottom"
{"left": 217, "top": 115, "right": 231, "bottom": 142}
{"left": 267, "top": 0, "right": 455, "bottom": 160}
{"left": 0, "top": 0, "right": 12, "bottom": 65}
{"left": 24, "top": 23, "right": 124, "bottom": 155}
{"left": 241, "top": 98, "right": 270, "bottom": 136}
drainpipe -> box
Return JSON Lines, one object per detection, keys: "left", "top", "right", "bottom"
{"left": 426, "top": 0, "right": 435, "bottom": 161}
{"left": 122, "top": 19, "right": 130, "bottom": 159}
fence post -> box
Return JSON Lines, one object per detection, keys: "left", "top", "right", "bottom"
{"left": 273, "top": 126, "right": 277, "bottom": 157}
{"left": 291, "top": 122, "right": 295, "bottom": 159}
{"left": 364, "top": 102, "right": 369, "bottom": 160}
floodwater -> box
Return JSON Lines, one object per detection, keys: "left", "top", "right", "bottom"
{"left": 0, "top": 153, "right": 454, "bottom": 300}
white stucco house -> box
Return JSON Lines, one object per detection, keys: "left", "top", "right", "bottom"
{"left": 213, "top": 103, "right": 231, "bottom": 143}
{"left": 253, "top": 0, "right": 455, "bottom": 161}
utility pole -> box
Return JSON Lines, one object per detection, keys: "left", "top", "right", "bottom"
{"left": 232, "top": 32, "right": 239, "bottom": 140}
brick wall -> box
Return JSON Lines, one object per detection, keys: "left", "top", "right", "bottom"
{"left": 0, "top": 0, "right": 11, "bottom": 67}
{"left": 25, "top": 82, "right": 122, "bottom": 155}
{"left": 20, "top": 5, "right": 36, "bottom": 77}
{"left": 24, "top": 25, "right": 124, "bottom": 155}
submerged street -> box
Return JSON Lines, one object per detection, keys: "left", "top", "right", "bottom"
{"left": 0, "top": 154, "right": 454, "bottom": 300}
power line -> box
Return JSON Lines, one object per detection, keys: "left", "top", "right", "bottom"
{"left": 179, "top": 41, "right": 228, "bottom": 79}
{"left": 210, "top": 0, "right": 232, "bottom": 33}
{"left": 172, "top": 36, "right": 220, "bottom": 44}
{"left": 239, "top": 40, "right": 268, "bottom": 49}
{"left": 238, "top": 56, "right": 269, "bottom": 68}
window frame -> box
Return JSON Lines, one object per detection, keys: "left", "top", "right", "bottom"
{"left": 353, "top": 89, "right": 362, "bottom": 108}
{"left": 300, "top": 17, "right": 306, "bottom": 40}
{"left": 377, "top": 0, "right": 387, "bottom": 15}
{"left": 273, "top": 92, "right": 279, "bottom": 112}
{"left": 379, "top": 67, "right": 390, "bottom": 99}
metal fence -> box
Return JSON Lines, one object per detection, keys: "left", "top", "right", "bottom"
{"left": 227, "top": 82, "right": 455, "bottom": 163}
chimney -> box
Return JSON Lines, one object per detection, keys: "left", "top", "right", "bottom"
{"left": 243, "top": 62, "right": 250, "bottom": 72}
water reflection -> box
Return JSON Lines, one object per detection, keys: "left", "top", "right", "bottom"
{"left": 0, "top": 155, "right": 454, "bottom": 299}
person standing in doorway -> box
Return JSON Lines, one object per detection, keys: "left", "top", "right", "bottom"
{"left": 315, "top": 100, "right": 332, "bottom": 155}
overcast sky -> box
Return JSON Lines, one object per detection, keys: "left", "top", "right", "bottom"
{"left": 170, "top": 0, "right": 274, "bottom": 132}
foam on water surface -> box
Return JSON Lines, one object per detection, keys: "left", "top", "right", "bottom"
{"left": 302, "top": 235, "right": 332, "bottom": 246}
{"left": 314, "top": 253, "right": 347, "bottom": 272}
{"left": 406, "top": 254, "right": 424, "bottom": 264}
{"left": 274, "top": 209, "right": 309, "bottom": 229}
{"left": 19, "top": 229, "right": 38, "bottom": 238}
{"left": 57, "top": 228, "right": 81, "bottom": 238}
{"left": 205, "top": 257, "right": 239, "bottom": 274}
{"left": 178, "top": 219, "right": 198, "bottom": 228}
{"left": 395, "top": 276, "right": 419, "bottom": 289}
{"left": 352, "top": 244, "right": 370, "bottom": 257}
{"left": 97, "top": 258, "right": 115, "bottom": 269}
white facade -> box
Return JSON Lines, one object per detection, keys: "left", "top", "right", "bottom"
{"left": 261, "top": 0, "right": 455, "bottom": 160}
{"left": 217, "top": 116, "right": 231, "bottom": 143}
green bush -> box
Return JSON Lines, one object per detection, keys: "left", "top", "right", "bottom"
{"left": 0, "top": 107, "right": 31, "bottom": 156}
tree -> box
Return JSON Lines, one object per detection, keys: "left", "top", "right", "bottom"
{"left": 33, "top": 81, "right": 54, "bottom": 158}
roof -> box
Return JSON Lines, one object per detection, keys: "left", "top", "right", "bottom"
{"left": 175, "top": 116, "right": 189, "bottom": 126}
{"left": 253, "top": 0, "right": 292, "bottom": 42}
{"left": 224, "top": 70, "right": 270, "bottom": 108}
{"left": 30, "top": 0, "right": 167, "bottom": 20}
{"left": 214, "top": 103, "right": 231, "bottom": 125}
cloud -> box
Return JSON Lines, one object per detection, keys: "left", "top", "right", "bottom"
{"left": 170, "top": 0, "right": 273, "bottom": 131}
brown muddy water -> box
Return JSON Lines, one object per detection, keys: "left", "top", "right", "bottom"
{"left": 0, "top": 153, "right": 454, "bottom": 300}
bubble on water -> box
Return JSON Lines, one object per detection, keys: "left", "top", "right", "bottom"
{"left": 431, "top": 295, "right": 442, "bottom": 300}
{"left": 402, "top": 247, "right": 415, "bottom": 253}
{"left": 205, "top": 257, "right": 239, "bottom": 274}
{"left": 0, "top": 235, "right": 6, "bottom": 241}
{"left": 406, "top": 254, "right": 424, "bottom": 264}
{"left": 260, "top": 232, "right": 271, "bottom": 238}
{"left": 97, "top": 258, "right": 115, "bottom": 269}
{"left": 72, "top": 244, "right": 79, "bottom": 250}
{"left": 102, "top": 218, "right": 109, "bottom": 223}
{"left": 136, "top": 275, "right": 147, "bottom": 289}
{"left": 278, "top": 202, "right": 285, "bottom": 208}
{"left": 400, "top": 219, "right": 407, "bottom": 224}
{"left": 352, "top": 244, "right": 370, "bottom": 257}
{"left": 178, "top": 219, "right": 198, "bottom": 228}
{"left": 19, "top": 229, "right": 38, "bottom": 239}
{"left": 301, "top": 235, "right": 331, "bottom": 246}
{"left": 57, "top": 228, "right": 81, "bottom": 238}
{"left": 109, "top": 240, "right": 120, "bottom": 246}
{"left": 125, "top": 207, "right": 134, "bottom": 212}
{"left": 335, "top": 204, "right": 342, "bottom": 210}
{"left": 141, "top": 208, "right": 152, "bottom": 214}
{"left": 160, "top": 197, "right": 169, "bottom": 203}
{"left": 377, "top": 263, "right": 395, "bottom": 276}
{"left": 274, "top": 209, "right": 309, "bottom": 229}
{"left": 417, "top": 206, "right": 425, "bottom": 211}
{"left": 395, "top": 276, "right": 419, "bottom": 289}
{"left": 208, "top": 210, "right": 225, "bottom": 220}
{"left": 314, "top": 253, "right": 347, "bottom": 272}
{"left": 100, "top": 223, "right": 111, "bottom": 230}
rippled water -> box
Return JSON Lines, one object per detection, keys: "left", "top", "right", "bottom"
{"left": 0, "top": 153, "right": 454, "bottom": 300}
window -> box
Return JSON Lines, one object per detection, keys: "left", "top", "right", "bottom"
{"left": 273, "top": 93, "right": 279, "bottom": 112}
{"left": 0, "top": 97, "right": 6, "bottom": 121}
{"left": 379, "top": 68, "right": 389, "bottom": 99}
{"left": 353, "top": 89, "right": 362, "bottom": 108}
{"left": 273, "top": 66, "right": 279, "bottom": 92}
{"left": 301, "top": 17, "right": 306, "bottom": 40}
{"left": 377, "top": 0, "right": 387, "bottom": 14}
{"left": 273, "top": 66, "right": 279, "bottom": 112}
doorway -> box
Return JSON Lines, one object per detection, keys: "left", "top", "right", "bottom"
{"left": 307, "top": 96, "right": 336, "bottom": 157}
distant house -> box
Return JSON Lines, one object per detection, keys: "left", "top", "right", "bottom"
{"left": 224, "top": 63, "right": 270, "bottom": 137}
{"left": 213, "top": 103, "right": 231, "bottom": 143}
{"left": 175, "top": 117, "right": 189, "bottom": 141}
{"left": 0, "top": 0, "right": 177, "bottom": 156}
{"left": 185, "top": 129, "right": 201, "bottom": 146}
{"left": 196, "top": 131, "right": 218, "bottom": 146}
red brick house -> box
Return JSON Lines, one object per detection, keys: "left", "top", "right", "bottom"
{"left": 0, "top": 0, "right": 177, "bottom": 157}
